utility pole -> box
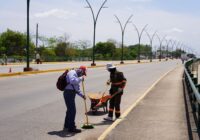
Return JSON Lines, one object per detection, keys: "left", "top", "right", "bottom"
{"left": 24, "top": 0, "right": 32, "bottom": 71}
{"left": 115, "top": 15, "right": 133, "bottom": 64}
{"left": 36, "top": 23, "right": 38, "bottom": 48}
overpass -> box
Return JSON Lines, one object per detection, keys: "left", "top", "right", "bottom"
{"left": 0, "top": 59, "right": 199, "bottom": 140}
{"left": 100, "top": 59, "right": 200, "bottom": 140}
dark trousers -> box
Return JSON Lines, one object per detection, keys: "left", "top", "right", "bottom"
{"left": 108, "top": 93, "right": 122, "bottom": 118}
{"left": 63, "top": 89, "right": 76, "bottom": 130}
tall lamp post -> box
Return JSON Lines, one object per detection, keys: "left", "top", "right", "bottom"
{"left": 115, "top": 15, "right": 133, "bottom": 64}
{"left": 132, "top": 24, "right": 148, "bottom": 63}
{"left": 145, "top": 31, "right": 157, "bottom": 62}
{"left": 156, "top": 34, "right": 166, "bottom": 61}
{"left": 170, "top": 40, "right": 176, "bottom": 59}
{"left": 24, "top": 0, "right": 32, "bottom": 71}
{"left": 179, "top": 43, "right": 184, "bottom": 58}
{"left": 85, "top": 0, "right": 108, "bottom": 66}
{"left": 176, "top": 42, "right": 186, "bottom": 59}
{"left": 36, "top": 23, "right": 38, "bottom": 48}
{"left": 175, "top": 42, "right": 181, "bottom": 59}
{"left": 165, "top": 39, "right": 172, "bottom": 61}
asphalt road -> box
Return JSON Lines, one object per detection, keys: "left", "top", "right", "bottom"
{"left": 0, "top": 60, "right": 181, "bottom": 140}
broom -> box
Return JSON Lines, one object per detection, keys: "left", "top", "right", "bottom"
{"left": 81, "top": 80, "right": 94, "bottom": 129}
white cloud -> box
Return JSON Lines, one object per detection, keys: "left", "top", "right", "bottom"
{"left": 165, "top": 28, "right": 184, "bottom": 33}
{"left": 34, "top": 9, "right": 77, "bottom": 19}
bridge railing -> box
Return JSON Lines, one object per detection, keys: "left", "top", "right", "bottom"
{"left": 184, "top": 58, "right": 200, "bottom": 130}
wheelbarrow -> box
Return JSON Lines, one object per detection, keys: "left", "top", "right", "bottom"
{"left": 88, "top": 93, "right": 108, "bottom": 115}
{"left": 94, "top": 90, "right": 122, "bottom": 110}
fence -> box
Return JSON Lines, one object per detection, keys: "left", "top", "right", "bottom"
{"left": 184, "top": 58, "right": 200, "bottom": 131}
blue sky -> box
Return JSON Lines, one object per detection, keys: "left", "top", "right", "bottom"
{"left": 0, "top": 0, "right": 200, "bottom": 55}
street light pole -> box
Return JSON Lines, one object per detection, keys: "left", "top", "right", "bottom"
{"left": 170, "top": 40, "right": 176, "bottom": 59}
{"left": 85, "top": 0, "right": 108, "bottom": 66}
{"left": 145, "top": 31, "right": 157, "bottom": 62}
{"left": 156, "top": 34, "right": 166, "bottom": 61}
{"left": 114, "top": 15, "right": 133, "bottom": 64}
{"left": 132, "top": 24, "right": 148, "bottom": 63}
{"left": 175, "top": 42, "right": 181, "bottom": 59}
{"left": 165, "top": 39, "right": 172, "bottom": 61}
{"left": 24, "top": 0, "right": 32, "bottom": 71}
{"left": 36, "top": 23, "right": 38, "bottom": 48}
{"left": 179, "top": 43, "right": 184, "bottom": 58}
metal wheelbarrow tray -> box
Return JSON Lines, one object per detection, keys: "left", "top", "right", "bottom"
{"left": 88, "top": 93, "right": 108, "bottom": 115}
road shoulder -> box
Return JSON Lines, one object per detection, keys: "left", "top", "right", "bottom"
{"left": 100, "top": 66, "right": 189, "bottom": 140}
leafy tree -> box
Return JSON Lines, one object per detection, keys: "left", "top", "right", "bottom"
{"left": 0, "top": 29, "right": 35, "bottom": 58}
{"left": 127, "top": 44, "right": 151, "bottom": 59}
{"left": 55, "top": 42, "right": 69, "bottom": 57}
{"left": 74, "top": 40, "right": 92, "bottom": 60}
{"left": 127, "top": 45, "right": 137, "bottom": 59}
{"left": 57, "top": 33, "right": 70, "bottom": 43}
{"left": 95, "top": 41, "right": 116, "bottom": 59}
{"left": 41, "top": 48, "right": 56, "bottom": 61}
{"left": 47, "top": 37, "right": 57, "bottom": 48}
{"left": 0, "top": 34, "right": 6, "bottom": 55}
{"left": 65, "top": 44, "right": 78, "bottom": 59}
{"left": 112, "top": 48, "right": 121, "bottom": 60}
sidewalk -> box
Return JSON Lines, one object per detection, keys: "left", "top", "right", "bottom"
{"left": 104, "top": 66, "right": 189, "bottom": 140}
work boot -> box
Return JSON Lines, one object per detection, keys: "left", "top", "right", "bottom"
{"left": 68, "top": 128, "right": 82, "bottom": 133}
{"left": 104, "top": 116, "right": 113, "bottom": 121}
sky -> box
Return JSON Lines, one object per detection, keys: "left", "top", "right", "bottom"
{"left": 0, "top": 0, "right": 200, "bottom": 56}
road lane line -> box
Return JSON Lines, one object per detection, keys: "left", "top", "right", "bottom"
{"left": 98, "top": 66, "right": 179, "bottom": 140}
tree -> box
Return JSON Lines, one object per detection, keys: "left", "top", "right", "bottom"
{"left": 55, "top": 42, "right": 69, "bottom": 57}
{"left": 127, "top": 44, "right": 151, "bottom": 59}
{"left": 95, "top": 41, "right": 116, "bottom": 59}
{"left": 65, "top": 43, "right": 78, "bottom": 60}
{"left": 0, "top": 32, "right": 6, "bottom": 55}
{"left": 47, "top": 37, "right": 57, "bottom": 48}
{"left": 41, "top": 48, "right": 56, "bottom": 61}
{"left": 127, "top": 45, "right": 137, "bottom": 59}
{"left": 0, "top": 29, "right": 35, "bottom": 57}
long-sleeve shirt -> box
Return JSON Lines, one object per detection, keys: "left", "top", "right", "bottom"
{"left": 110, "top": 71, "right": 126, "bottom": 94}
{"left": 65, "top": 69, "right": 83, "bottom": 97}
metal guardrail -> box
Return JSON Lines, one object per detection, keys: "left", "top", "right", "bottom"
{"left": 184, "top": 58, "right": 200, "bottom": 130}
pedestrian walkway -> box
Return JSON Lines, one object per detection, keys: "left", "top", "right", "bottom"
{"left": 103, "top": 66, "right": 189, "bottom": 140}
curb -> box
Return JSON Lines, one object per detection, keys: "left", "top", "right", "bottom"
{"left": 0, "top": 60, "right": 165, "bottom": 77}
